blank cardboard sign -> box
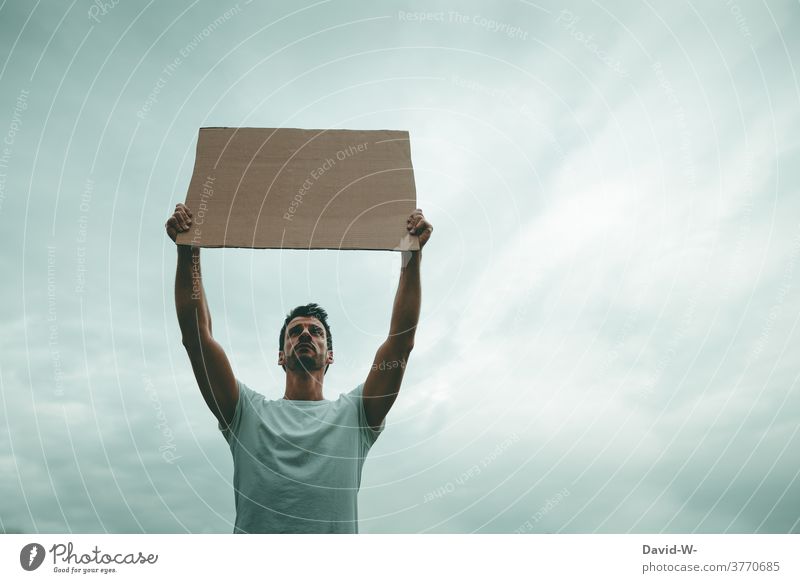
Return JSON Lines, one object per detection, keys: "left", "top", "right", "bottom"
{"left": 176, "top": 127, "right": 419, "bottom": 251}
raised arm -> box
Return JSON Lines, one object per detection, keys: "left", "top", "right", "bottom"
{"left": 167, "top": 203, "right": 238, "bottom": 427}
{"left": 362, "top": 209, "right": 433, "bottom": 430}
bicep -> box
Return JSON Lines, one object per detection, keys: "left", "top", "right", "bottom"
{"left": 184, "top": 335, "right": 239, "bottom": 427}
{"left": 362, "top": 340, "right": 411, "bottom": 430}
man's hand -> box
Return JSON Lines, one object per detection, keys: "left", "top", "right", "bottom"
{"left": 406, "top": 208, "right": 433, "bottom": 249}
{"left": 166, "top": 203, "right": 193, "bottom": 243}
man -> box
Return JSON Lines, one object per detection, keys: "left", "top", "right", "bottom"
{"left": 165, "top": 203, "right": 433, "bottom": 533}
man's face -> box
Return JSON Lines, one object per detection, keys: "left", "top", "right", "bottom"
{"left": 279, "top": 317, "right": 333, "bottom": 373}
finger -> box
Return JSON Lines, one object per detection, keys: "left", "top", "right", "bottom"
{"left": 180, "top": 209, "right": 194, "bottom": 229}
{"left": 414, "top": 217, "right": 432, "bottom": 234}
{"left": 177, "top": 210, "right": 192, "bottom": 229}
{"left": 167, "top": 216, "right": 186, "bottom": 233}
{"left": 175, "top": 203, "right": 193, "bottom": 218}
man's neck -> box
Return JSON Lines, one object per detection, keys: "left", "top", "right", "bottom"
{"left": 283, "top": 370, "right": 325, "bottom": 401}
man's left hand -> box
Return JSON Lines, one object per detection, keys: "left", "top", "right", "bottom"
{"left": 407, "top": 209, "right": 433, "bottom": 249}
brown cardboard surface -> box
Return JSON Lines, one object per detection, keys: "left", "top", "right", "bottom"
{"left": 176, "top": 127, "right": 419, "bottom": 251}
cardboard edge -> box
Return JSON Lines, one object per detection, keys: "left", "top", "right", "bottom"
{"left": 176, "top": 243, "right": 419, "bottom": 252}
{"left": 175, "top": 129, "right": 206, "bottom": 246}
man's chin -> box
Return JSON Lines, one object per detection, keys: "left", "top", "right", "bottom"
{"left": 289, "top": 355, "right": 323, "bottom": 372}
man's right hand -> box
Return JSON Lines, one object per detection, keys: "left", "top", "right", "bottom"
{"left": 166, "top": 203, "right": 193, "bottom": 243}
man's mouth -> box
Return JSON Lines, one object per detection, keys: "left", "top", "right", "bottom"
{"left": 297, "top": 344, "right": 315, "bottom": 352}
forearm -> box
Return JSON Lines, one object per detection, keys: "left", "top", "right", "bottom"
{"left": 175, "top": 245, "right": 212, "bottom": 343}
{"left": 388, "top": 250, "right": 422, "bottom": 349}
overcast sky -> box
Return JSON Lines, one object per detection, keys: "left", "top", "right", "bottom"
{"left": 1, "top": 0, "right": 798, "bottom": 534}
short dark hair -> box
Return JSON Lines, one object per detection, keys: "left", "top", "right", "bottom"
{"left": 279, "top": 303, "right": 333, "bottom": 353}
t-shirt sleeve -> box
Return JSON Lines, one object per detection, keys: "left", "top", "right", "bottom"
{"left": 218, "top": 378, "right": 249, "bottom": 444}
{"left": 351, "top": 382, "right": 385, "bottom": 448}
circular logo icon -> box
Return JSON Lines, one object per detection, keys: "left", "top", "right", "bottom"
{"left": 20, "top": 543, "right": 46, "bottom": 571}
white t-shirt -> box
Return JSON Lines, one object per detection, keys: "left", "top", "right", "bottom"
{"left": 220, "top": 379, "right": 384, "bottom": 533}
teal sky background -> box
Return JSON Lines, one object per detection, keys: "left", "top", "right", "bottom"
{"left": 1, "top": 0, "right": 799, "bottom": 533}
